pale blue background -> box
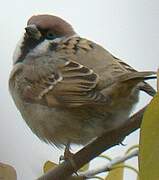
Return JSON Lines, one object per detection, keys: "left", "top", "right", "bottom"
{"left": 0, "top": 0, "right": 159, "bottom": 179}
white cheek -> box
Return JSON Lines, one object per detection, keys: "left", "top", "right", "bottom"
{"left": 28, "top": 39, "right": 51, "bottom": 57}
{"left": 13, "top": 33, "right": 25, "bottom": 64}
{"left": 27, "top": 37, "right": 64, "bottom": 57}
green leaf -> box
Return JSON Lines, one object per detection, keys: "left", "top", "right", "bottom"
{"left": 105, "top": 163, "right": 124, "bottom": 180}
{"left": 43, "top": 161, "right": 57, "bottom": 173}
{"left": 78, "top": 163, "right": 89, "bottom": 172}
{"left": 139, "top": 93, "right": 159, "bottom": 180}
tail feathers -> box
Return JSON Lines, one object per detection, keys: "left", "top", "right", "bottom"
{"left": 119, "top": 71, "right": 156, "bottom": 82}
{"left": 118, "top": 71, "right": 156, "bottom": 97}
{"left": 139, "top": 82, "right": 156, "bottom": 97}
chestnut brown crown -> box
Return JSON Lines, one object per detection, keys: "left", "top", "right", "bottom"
{"left": 27, "top": 14, "right": 76, "bottom": 37}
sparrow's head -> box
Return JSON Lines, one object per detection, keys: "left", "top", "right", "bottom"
{"left": 13, "top": 14, "right": 76, "bottom": 64}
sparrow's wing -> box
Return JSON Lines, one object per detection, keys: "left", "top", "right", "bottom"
{"left": 49, "top": 60, "right": 109, "bottom": 107}
{"left": 20, "top": 59, "right": 108, "bottom": 107}
{"left": 60, "top": 37, "right": 156, "bottom": 97}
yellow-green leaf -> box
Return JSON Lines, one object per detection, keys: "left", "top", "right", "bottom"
{"left": 105, "top": 163, "right": 124, "bottom": 180}
{"left": 0, "top": 162, "right": 17, "bottom": 180}
{"left": 78, "top": 163, "right": 89, "bottom": 172}
{"left": 139, "top": 93, "right": 159, "bottom": 180}
{"left": 43, "top": 161, "right": 57, "bottom": 173}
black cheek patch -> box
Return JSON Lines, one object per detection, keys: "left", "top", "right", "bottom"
{"left": 15, "top": 34, "right": 44, "bottom": 64}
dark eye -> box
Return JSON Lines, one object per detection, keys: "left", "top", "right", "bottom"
{"left": 46, "top": 31, "right": 56, "bottom": 40}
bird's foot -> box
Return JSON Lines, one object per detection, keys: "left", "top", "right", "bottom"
{"left": 59, "top": 150, "right": 74, "bottom": 162}
{"left": 59, "top": 143, "right": 78, "bottom": 176}
{"left": 59, "top": 143, "right": 74, "bottom": 162}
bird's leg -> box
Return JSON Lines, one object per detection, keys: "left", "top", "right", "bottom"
{"left": 59, "top": 142, "right": 74, "bottom": 162}
{"left": 59, "top": 142, "right": 78, "bottom": 175}
{"left": 64, "top": 142, "right": 74, "bottom": 160}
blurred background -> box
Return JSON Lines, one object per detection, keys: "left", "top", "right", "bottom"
{"left": 0, "top": 0, "right": 159, "bottom": 179}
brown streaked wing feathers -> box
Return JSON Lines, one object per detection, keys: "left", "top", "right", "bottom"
{"left": 23, "top": 60, "right": 108, "bottom": 107}
{"left": 46, "top": 60, "right": 108, "bottom": 107}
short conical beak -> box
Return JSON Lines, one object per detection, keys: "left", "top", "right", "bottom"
{"left": 25, "top": 24, "right": 42, "bottom": 40}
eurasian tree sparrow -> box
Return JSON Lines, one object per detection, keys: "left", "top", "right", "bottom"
{"left": 9, "top": 14, "right": 156, "bottom": 148}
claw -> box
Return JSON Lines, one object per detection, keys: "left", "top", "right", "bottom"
{"left": 58, "top": 142, "right": 78, "bottom": 175}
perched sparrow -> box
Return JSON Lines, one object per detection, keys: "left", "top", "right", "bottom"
{"left": 9, "top": 14, "right": 156, "bottom": 148}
